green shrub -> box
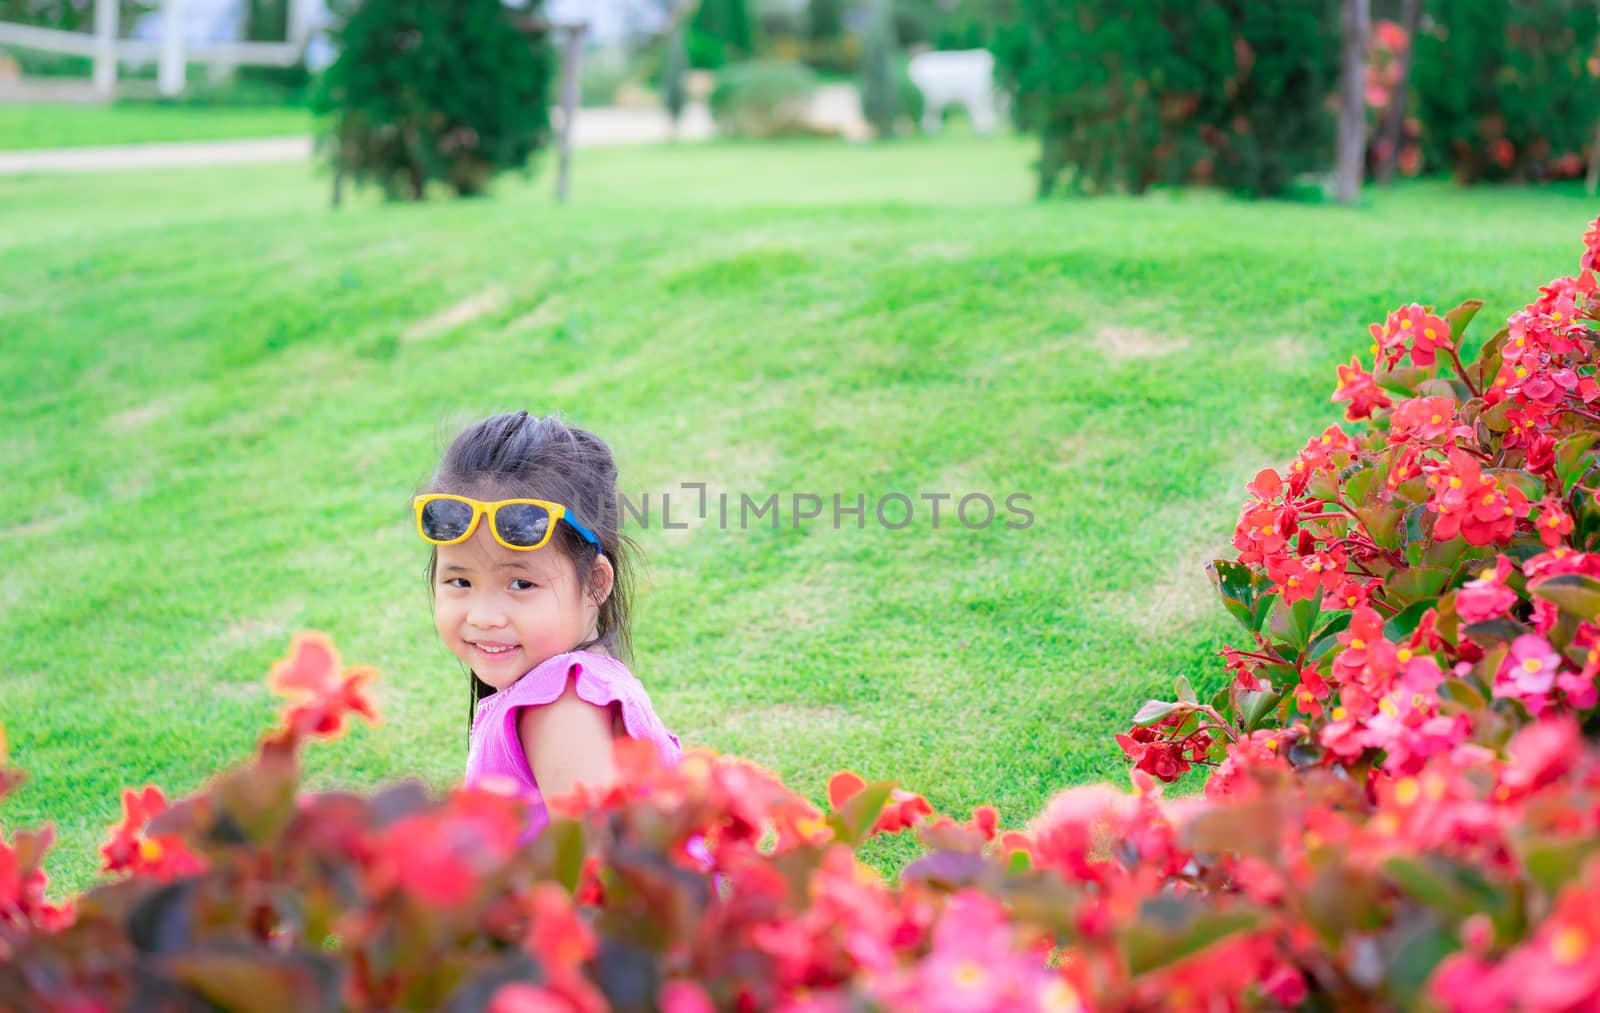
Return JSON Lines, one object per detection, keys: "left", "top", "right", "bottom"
{"left": 1412, "top": 0, "right": 1600, "bottom": 183}
{"left": 0, "top": 44, "right": 92, "bottom": 77}
{"left": 310, "top": 0, "right": 553, "bottom": 200}
{"left": 708, "top": 60, "right": 818, "bottom": 139}
{"left": 0, "top": 0, "right": 148, "bottom": 33}
{"left": 996, "top": 0, "right": 1340, "bottom": 197}
{"left": 690, "top": 0, "right": 755, "bottom": 68}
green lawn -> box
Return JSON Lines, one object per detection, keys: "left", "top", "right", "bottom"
{"left": 0, "top": 102, "right": 313, "bottom": 149}
{"left": 1, "top": 135, "right": 1593, "bottom": 895}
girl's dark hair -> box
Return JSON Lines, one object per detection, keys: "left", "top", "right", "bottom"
{"left": 419, "top": 411, "right": 638, "bottom": 731}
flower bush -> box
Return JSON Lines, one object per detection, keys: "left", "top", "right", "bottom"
{"left": 6, "top": 218, "right": 1600, "bottom": 1010}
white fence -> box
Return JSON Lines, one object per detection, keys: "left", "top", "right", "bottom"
{"left": 0, "top": 0, "right": 315, "bottom": 97}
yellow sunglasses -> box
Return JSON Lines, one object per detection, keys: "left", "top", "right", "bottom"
{"left": 413, "top": 494, "right": 603, "bottom": 553}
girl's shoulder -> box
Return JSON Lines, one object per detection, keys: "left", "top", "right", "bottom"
{"left": 497, "top": 651, "right": 680, "bottom": 757}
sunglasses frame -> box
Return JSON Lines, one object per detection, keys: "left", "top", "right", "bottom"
{"left": 413, "top": 494, "right": 603, "bottom": 553}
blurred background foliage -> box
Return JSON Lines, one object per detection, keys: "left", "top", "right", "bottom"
{"left": 4, "top": 1, "right": 1600, "bottom": 196}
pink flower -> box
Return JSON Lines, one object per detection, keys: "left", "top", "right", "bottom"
{"left": 1455, "top": 556, "right": 1518, "bottom": 624}
{"left": 488, "top": 985, "right": 571, "bottom": 1013}
{"left": 1494, "top": 635, "right": 1564, "bottom": 715}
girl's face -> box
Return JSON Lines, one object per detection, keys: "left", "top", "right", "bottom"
{"left": 433, "top": 523, "right": 611, "bottom": 690}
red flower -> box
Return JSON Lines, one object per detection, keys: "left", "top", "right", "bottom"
{"left": 1582, "top": 213, "right": 1600, "bottom": 273}
{"left": 1264, "top": 546, "right": 1344, "bottom": 604}
{"left": 1423, "top": 448, "right": 1530, "bottom": 546}
{"left": 372, "top": 786, "right": 525, "bottom": 909}
{"left": 1387, "top": 396, "right": 1470, "bottom": 445}
{"left": 1332, "top": 356, "right": 1392, "bottom": 421}
{"left": 1536, "top": 496, "right": 1574, "bottom": 549}
{"left": 268, "top": 632, "right": 379, "bottom": 744}
{"left": 970, "top": 805, "right": 999, "bottom": 841}
{"left": 100, "top": 785, "right": 205, "bottom": 881}
{"left": 1369, "top": 304, "right": 1453, "bottom": 369}
{"left": 1116, "top": 728, "right": 1191, "bottom": 783}
{"left": 0, "top": 826, "right": 74, "bottom": 934}
{"left": 1332, "top": 606, "right": 1399, "bottom": 691}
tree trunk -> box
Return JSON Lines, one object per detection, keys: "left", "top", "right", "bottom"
{"left": 554, "top": 24, "right": 584, "bottom": 204}
{"left": 1337, "top": 0, "right": 1371, "bottom": 205}
{"left": 1376, "top": 0, "right": 1421, "bottom": 185}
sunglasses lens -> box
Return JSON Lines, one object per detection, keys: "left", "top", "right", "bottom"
{"left": 495, "top": 503, "right": 552, "bottom": 547}
{"left": 420, "top": 498, "right": 474, "bottom": 542}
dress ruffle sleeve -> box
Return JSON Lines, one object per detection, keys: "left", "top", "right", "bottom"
{"left": 491, "top": 651, "right": 683, "bottom": 778}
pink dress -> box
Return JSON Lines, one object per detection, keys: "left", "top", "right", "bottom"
{"left": 464, "top": 649, "right": 682, "bottom": 836}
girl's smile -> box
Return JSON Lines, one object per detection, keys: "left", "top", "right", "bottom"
{"left": 432, "top": 524, "right": 611, "bottom": 690}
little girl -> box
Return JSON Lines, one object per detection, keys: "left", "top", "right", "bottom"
{"left": 414, "top": 411, "right": 682, "bottom": 835}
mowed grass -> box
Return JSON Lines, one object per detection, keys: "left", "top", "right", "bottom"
{"left": 0, "top": 101, "right": 314, "bottom": 149}
{"left": 1, "top": 135, "right": 1594, "bottom": 894}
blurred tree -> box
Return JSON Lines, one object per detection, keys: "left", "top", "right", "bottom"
{"left": 312, "top": 0, "right": 553, "bottom": 200}
{"left": 861, "top": 0, "right": 900, "bottom": 137}
{"left": 808, "top": 0, "right": 845, "bottom": 40}
{"left": 997, "top": 0, "right": 1340, "bottom": 198}
{"left": 1413, "top": 0, "right": 1600, "bottom": 183}
{"left": 662, "top": 15, "right": 691, "bottom": 133}
{"left": 0, "top": 0, "right": 147, "bottom": 34}
{"left": 689, "top": 0, "right": 755, "bottom": 66}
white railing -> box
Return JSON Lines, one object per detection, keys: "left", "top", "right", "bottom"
{"left": 0, "top": 0, "right": 314, "bottom": 96}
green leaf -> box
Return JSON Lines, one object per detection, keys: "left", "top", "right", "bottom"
{"left": 1384, "top": 916, "right": 1462, "bottom": 1007}
{"left": 1132, "top": 699, "right": 1182, "bottom": 726}
{"left": 544, "top": 819, "right": 586, "bottom": 895}
{"left": 1489, "top": 468, "right": 1545, "bottom": 503}
{"left": 1461, "top": 616, "right": 1531, "bottom": 647}
{"left": 1384, "top": 599, "right": 1437, "bottom": 642}
{"left": 1529, "top": 573, "right": 1600, "bottom": 623}
{"left": 1479, "top": 400, "right": 1514, "bottom": 433}
{"left": 826, "top": 781, "right": 894, "bottom": 846}
{"left": 1288, "top": 591, "right": 1323, "bottom": 650}
{"left": 1422, "top": 537, "right": 1475, "bottom": 572}
{"left": 1555, "top": 433, "right": 1600, "bottom": 493}
{"left": 1174, "top": 675, "right": 1197, "bottom": 705}
{"left": 1354, "top": 503, "right": 1404, "bottom": 553}
{"left": 1377, "top": 365, "right": 1431, "bottom": 397}
{"left": 1208, "top": 559, "right": 1274, "bottom": 634}
{"left": 1343, "top": 464, "right": 1379, "bottom": 504}
{"left": 1439, "top": 677, "right": 1487, "bottom": 709}
{"left": 1415, "top": 377, "right": 1462, "bottom": 400}
{"left": 1522, "top": 836, "right": 1600, "bottom": 899}
{"left": 165, "top": 948, "right": 342, "bottom": 1013}
{"left": 1303, "top": 864, "right": 1387, "bottom": 946}
{"left": 1387, "top": 567, "right": 1450, "bottom": 602}
{"left": 1241, "top": 688, "right": 1285, "bottom": 732}
{"left": 1445, "top": 298, "right": 1483, "bottom": 341}
{"left": 1382, "top": 855, "right": 1505, "bottom": 922}
{"left": 1122, "top": 897, "right": 1264, "bottom": 976}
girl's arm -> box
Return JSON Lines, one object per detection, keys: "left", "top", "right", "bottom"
{"left": 517, "top": 678, "right": 619, "bottom": 800}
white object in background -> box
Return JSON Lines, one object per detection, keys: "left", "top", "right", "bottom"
{"left": 906, "top": 49, "right": 997, "bottom": 134}
{"left": 158, "top": 0, "right": 187, "bottom": 96}
{"left": 92, "top": 0, "right": 118, "bottom": 95}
